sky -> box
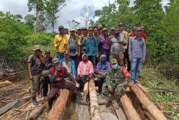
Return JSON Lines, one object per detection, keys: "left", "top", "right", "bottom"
{"left": 0, "top": 0, "right": 169, "bottom": 31}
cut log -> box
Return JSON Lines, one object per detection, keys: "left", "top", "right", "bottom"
{"left": 0, "top": 80, "right": 13, "bottom": 88}
{"left": 120, "top": 94, "right": 142, "bottom": 120}
{"left": 28, "top": 104, "right": 46, "bottom": 120}
{"left": 0, "top": 99, "right": 18, "bottom": 115}
{"left": 112, "top": 103, "right": 127, "bottom": 120}
{"left": 131, "top": 85, "right": 167, "bottom": 120}
{"left": 136, "top": 83, "right": 148, "bottom": 94}
{"left": 47, "top": 89, "right": 70, "bottom": 120}
{"left": 89, "top": 79, "right": 101, "bottom": 120}
{"left": 83, "top": 82, "right": 89, "bottom": 96}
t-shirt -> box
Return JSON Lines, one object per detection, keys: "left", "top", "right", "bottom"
{"left": 62, "top": 61, "right": 72, "bottom": 73}
{"left": 54, "top": 34, "right": 69, "bottom": 53}
{"left": 27, "top": 55, "right": 44, "bottom": 75}
{"left": 110, "top": 37, "right": 123, "bottom": 55}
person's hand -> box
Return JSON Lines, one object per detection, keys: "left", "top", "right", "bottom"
{"left": 118, "top": 83, "right": 124, "bottom": 87}
{"left": 96, "top": 53, "right": 99, "bottom": 58}
{"left": 29, "top": 75, "right": 33, "bottom": 81}
{"left": 127, "top": 82, "right": 133, "bottom": 87}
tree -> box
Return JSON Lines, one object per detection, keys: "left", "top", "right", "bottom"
{"left": 28, "top": 0, "right": 45, "bottom": 32}
{"left": 44, "top": 0, "right": 66, "bottom": 32}
{"left": 24, "top": 14, "right": 36, "bottom": 28}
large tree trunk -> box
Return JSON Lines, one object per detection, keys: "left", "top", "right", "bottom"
{"left": 131, "top": 85, "right": 167, "bottom": 120}
{"left": 47, "top": 89, "right": 70, "bottom": 120}
{"left": 120, "top": 94, "right": 142, "bottom": 120}
{"left": 89, "top": 79, "right": 101, "bottom": 120}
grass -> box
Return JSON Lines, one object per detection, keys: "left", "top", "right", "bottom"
{"left": 140, "top": 66, "right": 179, "bottom": 119}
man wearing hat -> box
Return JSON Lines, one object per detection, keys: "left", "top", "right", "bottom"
{"left": 102, "top": 58, "right": 131, "bottom": 108}
{"left": 54, "top": 25, "right": 69, "bottom": 60}
{"left": 128, "top": 27, "right": 146, "bottom": 83}
{"left": 27, "top": 45, "right": 45, "bottom": 105}
{"left": 60, "top": 50, "right": 77, "bottom": 82}
{"left": 68, "top": 29, "right": 80, "bottom": 67}
{"left": 44, "top": 57, "right": 77, "bottom": 111}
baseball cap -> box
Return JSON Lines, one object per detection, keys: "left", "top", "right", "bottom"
{"left": 52, "top": 58, "right": 59, "bottom": 64}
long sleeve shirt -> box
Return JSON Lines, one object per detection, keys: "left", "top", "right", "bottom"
{"left": 128, "top": 37, "right": 146, "bottom": 60}
{"left": 81, "top": 36, "right": 98, "bottom": 56}
{"left": 77, "top": 60, "right": 94, "bottom": 76}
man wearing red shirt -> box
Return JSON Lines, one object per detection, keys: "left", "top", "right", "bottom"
{"left": 141, "top": 25, "right": 147, "bottom": 41}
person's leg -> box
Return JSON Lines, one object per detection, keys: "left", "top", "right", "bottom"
{"left": 77, "top": 77, "right": 84, "bottom": 91}
{"left": 63, "top": 80, "right": 76, "bottom": 91}
{"left": 31, "top": 74, "right": 41, "bottom": 105}
{"left": 48, "top": 87, "right": 59, "bottom": 110}
{"left": 43, "top": 77, "right": 49, "bottom": 97}
{"left": 136, "top": 58, "right": 143, "bottom": 81}
{"left": 130, "top": 58, "right": 137, "bottom": 82}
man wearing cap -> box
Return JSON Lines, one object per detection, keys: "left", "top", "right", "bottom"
{"left": 44, "top": 57, "right": 77, "bottom": 111}
{"left": 54, "top": 25, "right": 69, "bottom": 60}
{"left": 60, "top": 50, "right": 77, "bottom": 82}
{"left": 128, "top": 27, "right": 146, "bottom": 83}
{"left": 100, "top": 28, "right": 110, "bottom": 61}
{"left": 102, "top": 58, "right": 131, "bottom": 108}
{"left": 68, "top": 29, "right": 80, "bottom": 67}
{"left": 81, "top": 28, "right": 98, "bottom": 64}
{"left": 27, "top": 45, "right": 45, "bottom": 105}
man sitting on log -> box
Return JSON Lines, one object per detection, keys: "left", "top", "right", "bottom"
{"left": 42, "top": 58, "right": 77, "bottom": 111}
{"left": 102, "top": 58, "right": 132, "bottom": 108}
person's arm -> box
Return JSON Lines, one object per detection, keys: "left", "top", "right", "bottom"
{"left": 27, "top": 55, "right": 33, "bottom": 80}
{"left": 89, "top": 62, "right": 94, "bottom": 77}
{"left": 64, "top": 36, "right": 68, "bottom": 51}
{"left": 77, "top": 38, "right": 81, "bottom": 56}
{"left": 95, "top": 38, "right": 98, "bottom": 57}
{"left": 143, "top": 40, "right": 146, "bottom": 63}
{"left": 128, "top": 39, "right": 132, "bottom": 61}
{"left": 54, "top": 35, "right": 60, "bottom": 49}
{"left": 77, "top": 62, "right": 81, "bottom": 77}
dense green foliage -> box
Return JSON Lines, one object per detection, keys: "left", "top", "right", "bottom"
{"left": 0, "top": 11, "right": 54, "bottom": 60}
{"left": 94, "top": 0, "right": 179, "bottom": 79}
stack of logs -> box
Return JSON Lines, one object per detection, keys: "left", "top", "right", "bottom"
{"left": 47, "top": 79, "right": 167, "bottom": 120}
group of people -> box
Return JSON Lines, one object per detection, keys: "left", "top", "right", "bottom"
{"left": 27, "top": 23, "right": 146, "bottom": 111}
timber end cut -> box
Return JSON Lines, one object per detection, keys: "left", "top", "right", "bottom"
{"left": 47, "top": 89, "right": 70, "bottom": 120}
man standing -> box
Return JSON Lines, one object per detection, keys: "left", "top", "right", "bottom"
{"left": 100, "top": 28, "right": 110, "bottom": 61}
{"left": 128, "top": 27, "right": 146, "bottom": 83}
{"left": 54, "top": 25, "right": 68, "bottom": 60}
{"left": 27, "top": 45, "right": 45, "bottom": 105}
{"left": 68, "top": 29, "right": 80, "bottom": 67}
{"left": 81, "top": 28, "right": 98, "bottom": 64}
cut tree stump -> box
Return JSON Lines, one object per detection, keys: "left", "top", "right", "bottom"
{"left": 0, "top": 99, "right": 18, "bottom": 115}
{"left": 131, "top": 84, "right": 167, "bottom": 120}
{"left": 120, "top": 94, "right": 142, "bottom": 120}
{"left": 89, "top": 79, "right": 101, "bottom": 120}
{"left": 47, "top": 89, "right": 70, "bottom": 120}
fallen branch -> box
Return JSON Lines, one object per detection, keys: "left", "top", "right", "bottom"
{"left": 28, "top": 104, "right": 46, "bottom": 120}
{"left": 152, "top": 88, "right": 179, "bottom": 94}
{"left": 0, "top": 99, "right": 18, "bottom": 115}
{"left": 0, "top": 80, "right": 13, "bottom": 88}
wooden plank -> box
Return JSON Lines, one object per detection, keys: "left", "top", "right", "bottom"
{"left": 0, "top": 99, "right": 18, "bottom": 115}
{"left": 131, "top": 85, "right": 167, "bottom": 120}
{"left": 120, "top": 94, "right": 142, "bottom": 120}
{"left": 136, "top": 83, "right": 148, "bottom": 94}
{"left": 47, "top": 89, "right": 70, "bottom": 120}
{"left": 0, "top": 80, "right": 13, "bottom": 88}
{"left": 89, "top": 79, "right": 101, "bottom": 120}
{"left": 76, "top": 104, "right": 90, "bottom": 120}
